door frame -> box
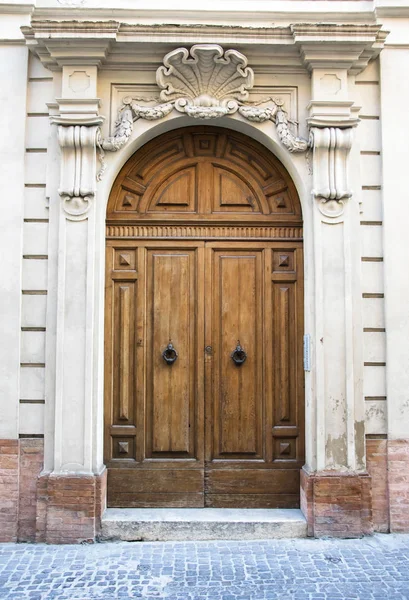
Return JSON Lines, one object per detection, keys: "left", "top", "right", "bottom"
{"left": 46, "top": 116, "right": 321, "bottom": 483}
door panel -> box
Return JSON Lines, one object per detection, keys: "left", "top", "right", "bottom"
{"left": 105, "top": 241, "right": 205, "bottom": 508}
{"left": 209, "top": 248, "right": 264, "bottom": 460}
{"left": 105, "top": 240, "right": 304, "bottom": 508}
{"left": 146, "top": 248, "right": 197, "bottom": 458}
{"left": 204, "top": 242, "right": 304, "bottom": 508}
{"left": 114, "top": 281, "right": 136, "bottom": 426}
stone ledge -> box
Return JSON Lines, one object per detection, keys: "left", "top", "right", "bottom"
{"left": 100, "top": 508, "right": 307, "bottom": 541}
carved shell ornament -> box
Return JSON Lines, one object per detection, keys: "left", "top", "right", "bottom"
{"left": 100, "top": 44, "right": 309, "bottom": 159}
{"left": 157, "top": 45, "right": 254, "bottom": 118}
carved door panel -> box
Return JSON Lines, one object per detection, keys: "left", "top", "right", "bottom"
{"left": 105, "top": 126, "right": 304, "bottom": 508}
{"left": 204, "top": 242, "right": 304, "bottom": 508}
{"left": 105, "top": 239, "right": 304, "bottom": 508}
{"left": 105, "top": 241, "right": 205, "bottom": 507}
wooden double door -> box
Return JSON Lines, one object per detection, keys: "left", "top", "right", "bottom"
{"left": 105, "top": 126, "right": 304, "bottom": 508}
{"left": 105, "top": 239, "right": 304, "bottom": 508}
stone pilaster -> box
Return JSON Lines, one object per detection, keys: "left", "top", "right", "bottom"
{"left": 301, "top": 64, "right": 371, "bottom": 536}
{"left": 44, "top": 65, "right": 106, "bottom": 542}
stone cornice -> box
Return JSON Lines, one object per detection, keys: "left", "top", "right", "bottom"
{"left": 22, "top": 20, "right": 387, "bottom": 74}
{"left": 0, "top": 2, "right": 34, "bottom": 14}
{"left": 292, "top": 23, "right": 387, "bottom": 74}
{"left": 10, "top": 1, "right": 409, "bottom": 22}
{"left": 29, "top": 2, "right": 378, "bottom": 24}
{"left": 375, "top": 0, "right": 409, "bottom": 17}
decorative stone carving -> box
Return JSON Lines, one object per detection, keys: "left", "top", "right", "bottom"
{"left": 68, "top": 71, "right": 91, "bottom": 94}
{"left": 101, "top": 101, "right": 173, "bottom": 152}
{"left": 101, "top": 45, "right": 308, "bottom": 155}
{"left": 309, "top": 127, "right": 355, "bottom": 218}
{"left": 51, "top": 116, "right": 104, "bottom": 220}
{"left": 238, "top": 101, "right": 308, "bottom": 153}
{"left": 106, "top": 224, "right": 303, "bottom": 240}
{"left": 157, "top": 45, "right": 253, "bottom": 116}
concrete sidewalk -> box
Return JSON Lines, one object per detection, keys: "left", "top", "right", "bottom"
{"left": 0, "top": 534, "right": 408, "bottom": 599}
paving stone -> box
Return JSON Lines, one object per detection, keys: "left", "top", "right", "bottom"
{"left": 0, "top": 534, "right": 408, "bottom": 599}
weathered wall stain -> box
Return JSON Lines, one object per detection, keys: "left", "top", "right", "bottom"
{"left": 326, "top": 433, "right": 347, "bottom": 468}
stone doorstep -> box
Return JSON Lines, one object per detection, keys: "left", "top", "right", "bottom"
{"left": 100, "top": 508, "right": 307, "bottom": 541}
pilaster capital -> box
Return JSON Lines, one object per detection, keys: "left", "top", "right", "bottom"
{"left": 307, "top": 102, "right": 360, "bottom": 129}
{"left": 50, "top": 68, "right": 105, "bottom": 220}
{"left": 51, "top": 109, "right": 104, "bottom": 221}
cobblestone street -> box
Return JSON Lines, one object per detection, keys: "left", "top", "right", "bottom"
{"left": 0, "top": 534, "right": 408, "bottom": 599}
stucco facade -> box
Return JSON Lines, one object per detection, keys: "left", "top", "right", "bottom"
{"left": 0, "top": 0, "right": 408, "bottom": 543}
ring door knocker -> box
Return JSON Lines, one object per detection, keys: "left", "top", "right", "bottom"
{"left": 231, "top": 340, "right": 247, "bottom": 367}
{"left": 162, "top": 341, "right": 178, "bottom": 365}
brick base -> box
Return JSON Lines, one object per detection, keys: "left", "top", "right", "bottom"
{"left": 37, "top": 470, "right": 107, "bottom": 544}
{"left": 18, "top": 439, "right": 44, "bottom": 542}
{"left": 300, "top": 468, "right": 373, "bottom": 538}
{"left": 0, "top": 440, "right": 19, "bottom": 542}
{"left": 0, "top": 438, "right": 107, "bottom": 544}
{"left": 366, "top": 439, "right": 389, "bottom": 532}
{"left": 388, "top": 439, "right": 409, "bottom": 532}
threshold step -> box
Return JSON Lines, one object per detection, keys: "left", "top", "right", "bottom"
{"left": 100, "top": 508, "right": 307, "bottom": 541}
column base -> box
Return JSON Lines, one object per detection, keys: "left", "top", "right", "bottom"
{"left": 300, "top": 467, "right": 373, "bottom": 537}
{"left": 36, "top": 469, "right": 107, "bottom": 544}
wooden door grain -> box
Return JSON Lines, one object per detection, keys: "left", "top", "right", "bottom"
{"left": 105, "top": 127, "right": 304, "bottom": 508}
{"left": 105, "top": 241, "right": 205, "bottom": 508}
{"left": 204, "top": 242, "right": 304, "bottom": 508}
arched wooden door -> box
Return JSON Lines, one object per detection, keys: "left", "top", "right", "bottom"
{"left": 105, "top": 126, "right": 304, "bottom": 508}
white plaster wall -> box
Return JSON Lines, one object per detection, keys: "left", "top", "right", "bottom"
{"left": 0, "top": 39, "right": 28, "bottom": 438}
{"left": 19, "top": 53, "right": 53, "bottom": 437}
{"left": 380, "top": 20, "right": 409, "bottom": 440}
{"left": 355, "top": 58, "right": 388, "bottom": 437}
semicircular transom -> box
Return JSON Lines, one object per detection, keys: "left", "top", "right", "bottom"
{"left": 107, "top": 127, "right": 302, "bottom": 225}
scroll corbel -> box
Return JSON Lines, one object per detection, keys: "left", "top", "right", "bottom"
{"left": 309, "top": 127, "right": 354, "bottom": 218}
{"left": 51, "top": 117, "right": 104, "bottom": 220}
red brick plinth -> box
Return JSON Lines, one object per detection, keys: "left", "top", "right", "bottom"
{"left": 0, "top": 440, "right": 20, "bottom": 542}
{"left": 0, "top": 438, "right": 107, "bottom": 544}
{"left": 18, "top": 438, "right": 44, "bottom": 542}
{"left": 388, "top": 439, "right": 409, "bottom": 533}
{"left": 0, "top": 438, "right": 44, "bottom": 543}
{"left": 366, "top": 439, "right": 389, "bottom": 532}
{"left": 300, "top": 468, "right": 373, "bottom": 537}
{"left": 36, "top": 469, "right": 107, "bottom": 544}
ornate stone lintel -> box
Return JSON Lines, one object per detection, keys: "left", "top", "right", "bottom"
{"left": 309, "top": 126, "right": 355, "bottom": 218}
{"left": 51, "top": 115, "right": 104, "bottom": 220}
{"left": 101, "top": 45, "right": 309, "bottom": 156}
